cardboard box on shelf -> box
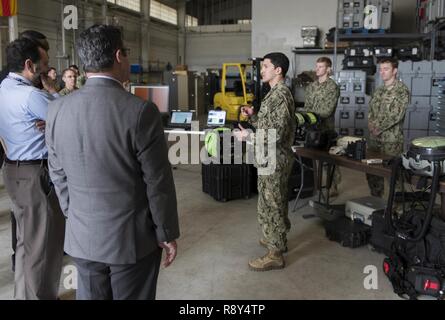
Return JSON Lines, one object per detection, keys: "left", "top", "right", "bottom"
{"left": 325, "top": 40, "right": 350, "bottom": 49}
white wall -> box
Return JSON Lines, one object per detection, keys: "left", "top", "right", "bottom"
{"left": 185, "top": 24, "right": 251, "bottom": 73}
{"left": 252, "top": 0, "right": 341, "bottom": 78}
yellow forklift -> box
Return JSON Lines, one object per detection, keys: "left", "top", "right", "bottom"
{"left": 213, "top": 62, "right": 255, "bottom": 122}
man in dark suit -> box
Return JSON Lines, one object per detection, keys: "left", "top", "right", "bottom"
{"left": 45, "top": 24, "right": 180, "bottom": 300}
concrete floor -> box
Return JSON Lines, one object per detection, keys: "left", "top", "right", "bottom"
{"left": 0, "top": 164, "right": 403, "bottom": 300}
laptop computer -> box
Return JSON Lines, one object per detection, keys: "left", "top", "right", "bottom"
{"left": 206, "top": 110, "right": 226, "bottom": 129}
{"left": 165, "top": 111, "right": 193, "bottom": 130}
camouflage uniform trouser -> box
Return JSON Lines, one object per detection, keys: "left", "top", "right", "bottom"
{"left": 322, "top": 163, "right": 341, "bottom": 190}
{"left": 257, "top": 157, "right": 293, "bottom": 252}
{"left": 366, "top": 139, "right": 402, "bottom": 197}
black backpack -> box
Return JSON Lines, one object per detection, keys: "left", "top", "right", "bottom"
{"left": 382, "top": 210, "right": 445, "bottom": 299}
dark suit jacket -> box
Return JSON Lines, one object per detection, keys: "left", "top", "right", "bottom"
{"left": 46, "top": 77, "right": 179, "bottom": 264}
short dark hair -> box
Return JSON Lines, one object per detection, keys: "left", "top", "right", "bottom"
{"left": 77, "top": 24, "right": 126, "bottom": 73}
{"left": 19, "top": 30, "right": 49, "bottom": 51}
{"left": 6, "top": 38, "right": 41, "bottom": 73}
{"left": 48, "top": 67, "right": 56, "bottom": 73}
{"left": 316, "top": 57, "right": 332, "bottom": 68}
{"left": 62, "top": 68, "right": 76, "bottom": 77}
{"left": 263, "top": 52, "right": 290, "bottom": 77}
{"left": 69, "top": 64, "right": 79, "bottom": 71}
{"left": 378, "top": 57, "right": 398, "bottom": 69}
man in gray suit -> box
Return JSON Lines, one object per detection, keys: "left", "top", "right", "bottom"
{"left": 45, "top": 24, "right": 180, "bottom": 300}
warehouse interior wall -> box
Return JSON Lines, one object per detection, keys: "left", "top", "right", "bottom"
{"left": 252, "top": 0, "right": 418, "bottom": 79}
{"left": 184, "top": 0, "right": 252, "bottom": 73}
{"left": 184, "top": 0, "right": 418, "bottom": 75}
{"left": 185, "top": 24, "right": 251, "bottom": 73}
{"left": 252, "top": 0, "right": 338, "bottom": 78}
{"left": 0, "top": 0, "right": 418, "bottom": 79}
{"left": 1, "top": 0, "right": 179, "bottom": 76}
{"left": 186, "top": 0, "right": 251, "bottom": 25}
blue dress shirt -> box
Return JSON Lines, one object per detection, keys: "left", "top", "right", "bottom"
{"left": 0, "top": 72, "right": 57, "bottom": 160}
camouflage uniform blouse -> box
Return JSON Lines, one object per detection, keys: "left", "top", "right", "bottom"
{"left": 368, "top": 80, "right": 410, "bottom": 144}
{"left": 58, "top": 87, "right": 78, "bottom": 96}
{"left": 249, "top": 81, "right": 296, "bottom": 165}
{"left": 304, "top": 78, "right": 340, "bottom": 131}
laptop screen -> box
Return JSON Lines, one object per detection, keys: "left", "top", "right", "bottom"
{"left": 170, "top": 111, "right": 193, "bottom": 125}
{"left": 207, "top": 110, "right": 226, "bottom": 126}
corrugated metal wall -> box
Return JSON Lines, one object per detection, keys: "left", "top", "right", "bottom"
{"left": 0, "top": 0, "right": 179, "bottom": 73}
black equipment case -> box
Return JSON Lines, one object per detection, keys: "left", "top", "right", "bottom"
{"left": 202, "top": 127, "right": 256, "bottom": 202}
{"left": 324, "top": 216, "right": 371, "bottom": 248}
{"left": 202, "top": 163, "right": 255, "bottom": 202}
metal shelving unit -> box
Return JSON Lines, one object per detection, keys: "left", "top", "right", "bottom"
{"left": 292, "top": 47, "right": 335, "bottom": 55}
{"left": 332, "top": 1, "right": 437, "bottom": 73}
{"left": 333, "top": 30, "right": 430, "bottom": 74}
{"left": 427, "top": 18, "right": 445, "bottom": 60}
{"left": 333, "top": 14, "right": 445, "bottom": 71}
{"left": 337, "top": 33, "right": 427, "bottom": 41}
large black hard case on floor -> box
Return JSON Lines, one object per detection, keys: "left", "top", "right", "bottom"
{"left": 202, "top": 163, "right": 255, "bottom": 202}
{"left": 324, "top": 216, "right": 372, "bottom": 248}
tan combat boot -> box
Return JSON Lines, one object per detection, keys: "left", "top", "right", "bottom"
{"left": 259, "top": 238, "right": 288, "bottom": 253}
{"left": 248, "top": 249, "right": 285, "bottom": 271}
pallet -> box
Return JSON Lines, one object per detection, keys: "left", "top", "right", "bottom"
{"left": 340, "top": 28, "right": 387, "bottom": 35}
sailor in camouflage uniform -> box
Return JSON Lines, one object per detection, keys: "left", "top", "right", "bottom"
{"left": 236, "top": 52, "right": 295, "bottom": 271}
{"left": 303, "top": 57, "right": 341, "bottom": 196}
{"left": 58, "top": 68, "right": 79, "bottom": 96}
{"left": 367, "top": 57, "right": 410, "bottom": 197}
{"left": 69, "top": 64, "right": 87, "bottom": 89}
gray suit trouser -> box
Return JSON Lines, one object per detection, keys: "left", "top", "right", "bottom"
{"left": 73, "top": 248, "right": 162, "bottom": 300}
{"left": 3, "top": 162, "right": 66, "bottom": 300}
